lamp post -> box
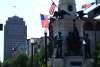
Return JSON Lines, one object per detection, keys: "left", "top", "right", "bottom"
{"left": 30, "top": 38, "right": 35, "bottom": 67}
{"left": 82, "top": 40, "right": 86, "bottom": 58}
{"left": 44, "top": 32, "right": 47, "bottom": 67}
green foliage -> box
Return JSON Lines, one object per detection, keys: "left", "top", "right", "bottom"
{"left": 2, "top": 51, "right": 45, "bottom": 67}
{"left": 33, "top": 48, "right": 45, "bottom": 67}
{"left": 15, "top": 54, "right": 29, "bottom": 67}
{"left": 3, "top": 59, "right": 14, "bottom": 67}
{"left": 96, "top": 43, "right": 100, "bottom": 51}
{"left": 93, "top": 41, "right": 100, "bottom": 67}
{"left": 0, "top": 61, "right": 2, "bottom": 67}
{"left": 3, "top": 54, "right": 29, "bottom": 67}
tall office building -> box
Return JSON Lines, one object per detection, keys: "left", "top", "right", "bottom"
{"left": 4, "top": 16, "right": 27, "bottom": 60}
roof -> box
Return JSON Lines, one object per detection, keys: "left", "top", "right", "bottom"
{"left": 87, "top": 3, "right": 100, "bottom": 13}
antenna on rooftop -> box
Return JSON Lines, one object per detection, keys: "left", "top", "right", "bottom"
{"left": 13, "top": 5, "right": 16, "bottom": 16}
{"left": 10, "top": 0, "right": 17, "bottom": 16}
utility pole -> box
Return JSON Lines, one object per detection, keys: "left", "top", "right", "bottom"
{"left": 30, "top": 38, "right": 36, "bottom": 67}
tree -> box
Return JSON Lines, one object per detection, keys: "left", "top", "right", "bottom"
{"left": 15, "top": 54, "right": 29, "bottom": 67}
{"left": 33, "top": 47, "right": 45, "bottom": 67}
{"left": 0, "top": 61, "right": 2, "bottom": 67}
{"left": 93, "top": 41, "right": 100, "bottom": 67}
{"left": 2, "top": 54, "right": 29, "bottom": 67}
{"left": 3, "top": 59, "right": 14, "bottom": 67}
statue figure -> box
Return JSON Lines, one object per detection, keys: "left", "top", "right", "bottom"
{"left": 84, "top": 34, "right": 91, "bottom": 58}
{"left": 66, "top": 23, "right": 82, "bottom": 56}
{"left": 55, "top": 32, "right": 63, "bottom": 58}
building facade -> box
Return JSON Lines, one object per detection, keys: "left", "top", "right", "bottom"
{"left": 27, "top": 38, "right": 40, "bottom": 57}
{"left": 4, "top": 16, "right": 27, "bottom": 60}
{"left": 27, "top": 37, "right": 49, "bottom": 57}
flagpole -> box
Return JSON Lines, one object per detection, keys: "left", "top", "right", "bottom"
{"left": 51, "top": 0, "right": 54, "bottom": 3}
{"left": 13, "top": 0, "right": 17, "bottom": 16}
{"left": 40, "top": 13, "right": 49, "bottom": 67}
{"left": 44, "top": 30, "right": 47, "bottom": 67}
{"left": 50, "top": 0, "right": 57, "bottom": 7}
{"left": 96, "top": 0, "right": 98, "bottom": 5}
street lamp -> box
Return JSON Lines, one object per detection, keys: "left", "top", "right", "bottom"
{"left": 82, "top": 39, "right": 86, "bottom": 63}
{"left": 30, "top": 38, "right": 35, "bottom": 67}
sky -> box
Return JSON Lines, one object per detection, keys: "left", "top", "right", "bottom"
{"left": 0, "top": 0, "right": 96, "bottom": 62}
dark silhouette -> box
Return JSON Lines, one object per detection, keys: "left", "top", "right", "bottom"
{"left": 67, "top": 23, "right": 81, "bottom": 56}
{"left": 84, "top": 34, "right": 91, "bottom": 58}
{"left": 53, "top": 10, "right": 70, "bottom": 19}
{"left": 48, "top": 17, "right": 55, "bottom": 58}
{"left": 67, "top": 32, "right": 73, "bottom": 55}
{"left": 77, "top": 10, "right": 86, "bottom": 19}
{"left": 56, "top": 32, "right": 63, "bottom": 58}
{"left": 44, "top": 32, "right": 47, "bottom": 67}
{"left": 0, "top": 24, "right": 3, "bottom": 30}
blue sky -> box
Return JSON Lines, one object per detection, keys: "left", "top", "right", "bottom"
{"left": 0, "top": 0, "right": 96, "bottom": 62}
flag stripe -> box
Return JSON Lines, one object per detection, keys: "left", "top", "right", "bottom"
{"left": 82, "top": 2, "right": 95, "bottom": 9}
{"left": 40, "top": 14, "right": 48, "bottom": 28}
{"left": 49, "top": 2, "right": 56, "bottom": 15}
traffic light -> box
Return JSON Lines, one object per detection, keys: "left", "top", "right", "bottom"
{"left": 0, "top": 24, "right": 3, "bottom": 31}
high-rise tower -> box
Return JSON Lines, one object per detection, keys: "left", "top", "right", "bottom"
{"left": 4, "top": 16, "right": 27, "bottom": 60}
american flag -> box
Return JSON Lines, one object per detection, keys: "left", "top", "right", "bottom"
{"left": 82, "top": 2, "right": 95, "bottom": 9}
{"left": 49, "top": 2, "right": 56, "bottom": 15}
{"left": 40, "top": 14, "right": 48, "bottom": 28}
